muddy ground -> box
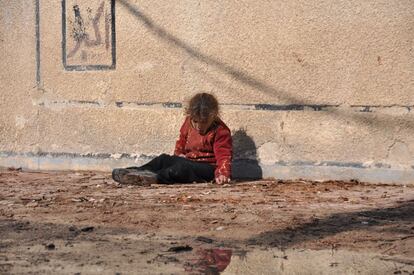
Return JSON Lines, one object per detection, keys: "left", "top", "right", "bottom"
{"left": 0, "top": 168, "right": 413, "bottom": 274}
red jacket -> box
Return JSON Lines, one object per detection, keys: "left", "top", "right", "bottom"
{"left": 174, "top": 117, "right": 232, "bottom": 178}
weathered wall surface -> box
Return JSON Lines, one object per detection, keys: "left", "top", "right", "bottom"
{"left": 1, "top": 0, "right": 413, "bottom": 183}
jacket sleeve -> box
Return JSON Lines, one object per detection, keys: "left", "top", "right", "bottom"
{"left": 174, "top": 118, "right": 188, "bottom": 156}
{"left": 213, "top": 126, "right": 233, "bottom": 178}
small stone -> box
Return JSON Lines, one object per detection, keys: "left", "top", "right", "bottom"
{"left": 195, "top": 236, "right": 214, "bottom": 243}
{"left": 167, "top": 245, "right": 192, "bottom": 253}
{"left": 68, "top": 225, "right": 77, "bottom": 231}
{"left": 26, "top": 202, "right": 38, "bottom": 207}
{"left": 80, "top": 226, "right": 94, "bottom": 232}
{"left": 45, "top": 243, "right": 55, "bottom": 250}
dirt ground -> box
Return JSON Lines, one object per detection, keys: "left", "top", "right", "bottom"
{"left": 0, "top": 168, "right": 413, "bottom": 274}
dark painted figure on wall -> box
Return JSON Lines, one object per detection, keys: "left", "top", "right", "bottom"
{"left": 62, "top": 0, "right": 115, "bottom": 70}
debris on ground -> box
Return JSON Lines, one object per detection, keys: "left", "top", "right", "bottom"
{"left": 0, "top": 169, "right": 413, "bottom": 274}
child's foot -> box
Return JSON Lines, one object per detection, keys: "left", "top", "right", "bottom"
{"left": 112, "top": 169, "right": 157, "bottom": 186}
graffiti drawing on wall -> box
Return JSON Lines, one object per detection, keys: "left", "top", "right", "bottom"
{"left": 62, "top": 0, "right": 116, "bottom": 70}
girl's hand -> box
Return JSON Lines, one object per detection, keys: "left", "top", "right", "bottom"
{"left": 215, "top": 175, "right": 230, "bottom": 185}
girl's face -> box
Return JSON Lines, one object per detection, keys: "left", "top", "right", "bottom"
{"left": 191, "top": 115, "right": 215, "bottom": 135}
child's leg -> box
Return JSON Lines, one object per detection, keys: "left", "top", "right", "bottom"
{"left": 112, "top": 154, "right": 181, "bottom": 184}
{"left": 156, "top": 157, "right": 215, "bottom": 184}
{"left": 113, "top": 154, "right": 214, "bottom": 184}
{"left": 126, "top": 154, "right": 177, "bottom": 173}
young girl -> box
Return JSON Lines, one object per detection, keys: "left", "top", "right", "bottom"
{"left": 112, "top": 93, "right": 232, "bottom": 185}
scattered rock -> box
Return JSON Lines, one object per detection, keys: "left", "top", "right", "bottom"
{"left": 154, "top": 254, "right": 179, "bottom": 264}
{"left": 71, "top": 197, "right": 87, "bottom": 202}
{"left": 167, "top": 245, "right": 193, "bottom": 253}
{"left": 45, "top": 243, "right": 55, "bottom": 250}
{"left": 80, "top": 226, "right": 94, "bottom": 232}
{"left": 26, "top": 202, "right": 38, "bottom": 207}
{"left": 195, "top": 236, "right": 214, "bottom": 243}
{"left": 68, "top": 225, "right": 77, "bottom": 231}
{"left": 7, "top": 167, "right": 22, "bottom": 172}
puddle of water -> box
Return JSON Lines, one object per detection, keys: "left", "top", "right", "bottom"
{"left": 220, "top": 248, "right": 414, "bottom": 275}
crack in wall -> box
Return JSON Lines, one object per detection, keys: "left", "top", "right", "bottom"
{"left": 33, "top": 99, "right": 414, "bottom": 113}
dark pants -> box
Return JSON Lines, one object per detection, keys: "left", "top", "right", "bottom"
{"left": 127, "top": 154, "right": 215, "bottom": 184}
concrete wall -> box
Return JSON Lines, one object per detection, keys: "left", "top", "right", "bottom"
{"left": 1, "top": 0, "right": 413, "bottom": 183}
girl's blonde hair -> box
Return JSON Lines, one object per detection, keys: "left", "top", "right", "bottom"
{"left": 185, "top": 93, "right": 219, "bottom": 121}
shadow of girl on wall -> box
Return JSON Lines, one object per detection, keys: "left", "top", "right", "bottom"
{"left": 232, "top": 128, "right": 263, "bottom": 181}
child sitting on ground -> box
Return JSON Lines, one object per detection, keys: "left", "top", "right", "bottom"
{"left": 112, "top": 92, "right": 232, "bottom": 185}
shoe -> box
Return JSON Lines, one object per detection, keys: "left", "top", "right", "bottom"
{"left": 112, "top": 168, "right": 130, "bottom": 183}
{"left": 112, "top": 168, "right": 143, "bottom": 181}
{"left": 112, "top": 169, "right": 157, "bottom": 186}
{"left": 125, "top": 171, "right": 158, "bottom": 186}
